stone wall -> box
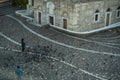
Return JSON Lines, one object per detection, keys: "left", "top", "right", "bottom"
{"left": 32, "top": 0, "right": 120, "bottom": 32}
{"left": 75, "top": 1, "right": 105, "bottom": 32}
{"left": 75, "top": 0, "right": 120, "bottom": 32}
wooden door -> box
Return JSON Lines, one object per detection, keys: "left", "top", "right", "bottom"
{"left": 63, "top": 19, "right": 67, "bottom": 29}
{"left": 39, "top": 12, "right": 41, "bottom": 24}
{"left": 106, "top": 13, "right": 110, "bottom": 26}
{"left": 49, "top": 16, "right": 54, "bottom": 25}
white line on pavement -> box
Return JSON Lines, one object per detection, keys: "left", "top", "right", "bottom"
{"left": 0, "top": 46, "right": 107, "bottom": 80}
{"left": 105, "top": 42, "right": 120, "bottom": 46}
{"left": 51, "top": 28, "right": 120, "bottom": 48}
{"left": 50, "top": 56, "right": 107, "bottom": 80}
{"left": 0, "top": 46, "right": 4, "bottom": 49}
{"left": 6, "top": 15, "right": 120, "bottom": 57}
{"left": 93, "top": 35, "right": 120, "bottom": 40}
{"left": 0, "top": 32, "right": 118, "bottom": 80}
{"left": 0, "top": 32, "right": 21, "bottom": 46}
{"left": 0, "top": 46, "right": 21, "bottom": 52}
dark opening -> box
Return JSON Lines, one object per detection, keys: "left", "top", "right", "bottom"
{"left": 32, "top": 0, "right": 34, "bottom": 6}
{"left": 95, "top": 14, "right": 98, "bottom": 21}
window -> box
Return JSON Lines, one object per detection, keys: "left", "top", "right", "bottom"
{"left": 116, "top": 6, "right": 120, "bottom": 18}
{"left": 117, "top": 10, "right": 120, "bottom": 18}
{"left": 95, "top": 14, "right": 98, "bottom": 21}
{"left": 94, "top": 10, "right": 100, "bottom": 22}
{"left": 106, "top": 8, "right": 111, "bottom": 12}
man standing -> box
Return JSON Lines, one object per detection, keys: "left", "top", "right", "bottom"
{"left": 21, "top": 38, "right": 25, "bottom": 52}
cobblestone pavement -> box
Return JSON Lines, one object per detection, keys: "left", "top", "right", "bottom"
{"left": 0, "top": 4, "right": 120, "bottom": 80}
{"left": 0, "top": 3, "right": 17, "bottom": 16}
{"left": 11, "top": 15, "right": 120, "bottom": 54}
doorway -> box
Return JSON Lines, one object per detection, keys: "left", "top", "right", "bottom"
{"left": 106, "top": 13, "right": 110, "bottom": 26}
{"left": 38, "top": 12, "right": 41, "bottom": 24}
{"left": 49, "top": 16, "right": 54, "bottom": 25}
{"left": 63, "top": 19, "right": 67, "bottom": 29}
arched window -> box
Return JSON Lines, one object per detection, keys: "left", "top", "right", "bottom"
{"left": 94, "top": 10, "right": 100, "bottom": 22}
{"left": 47, "top": 2, "right": 55, "bottom": 14}
{"left": 106, "top": 8, "right": 111, "bottom": 12}
{"left": 116, "top": 6, "right": 120, "bottom": 18}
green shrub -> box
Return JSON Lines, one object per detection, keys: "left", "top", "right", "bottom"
{"left": 12, "top": 0, "right": 28, "bottom": 9}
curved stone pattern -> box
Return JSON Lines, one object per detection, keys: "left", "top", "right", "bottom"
{"left": 0, "top": 4, "right": 120, "bottom": 80}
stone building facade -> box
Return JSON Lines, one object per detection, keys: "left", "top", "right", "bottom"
{"left": 0, "top": 0, "right": 9, "bottom": 3}
{"left": 27, "top": 0, "right": 120, "bottom": 33}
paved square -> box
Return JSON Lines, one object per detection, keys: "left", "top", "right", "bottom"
{"left": 0, "top": 4, "right": 120, "bottom": 80}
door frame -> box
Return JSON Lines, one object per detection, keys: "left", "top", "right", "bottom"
{"left": 38, "top": 12, "right": 42, "bottom": 24}
{"left": 37, "top": 11, "right": 42, "bottom": 24}
{"left": 105, "top": 12, "right": 112, "bottom": 26}
{"left": 62, "top": 17, "right": 68, "bottom": 29}
{"left": 47, "top": 14, "right": 55, "bottom": 26}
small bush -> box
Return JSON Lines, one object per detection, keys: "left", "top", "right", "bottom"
{"left": 11, "top": 0, "right": 28, "bottom": 9}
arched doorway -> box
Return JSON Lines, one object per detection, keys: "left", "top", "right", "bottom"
{"left": 49, "top": 16, "right": 54, "bottom": 25}
{"left": 62, "top": 13, "right": 68, "bottom": 29}
{"left": 105, "top": 8, "right": 112, "bottom": 26}
{"left": 38, "top": 12, "right": 41, "bottom": 24}
{"left": 47, "top": 2, "right": 55, "bottom": 25}
{"left": 63, "top": 18, "right": 67, "bottom": 29}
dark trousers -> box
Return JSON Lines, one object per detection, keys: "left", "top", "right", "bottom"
{"left": 21, "top": 42, "right": 25, "bottom": 52}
